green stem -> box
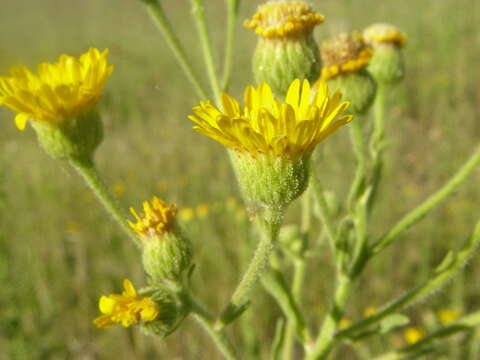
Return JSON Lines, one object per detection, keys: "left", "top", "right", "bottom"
{"left": 221, "top": 0, "right": 240, "bottom": 92}
{"left": 337, "top": 222, "right": 480, "bottom": 341}
{"left": 311, "top": 171, "right": 336, "bottom": 252}
{"left": 374, "top": 311, "right": 480, "bottom": 360}
{"left": 191, "top": 0, "right": 221, "bottom": 103}
{"left": 371, "top": 144, "right": 480, "bottom": 256}
{"left": 367, "top": 83, "right": 387, "bottom": 212}
{"left": 188, "top": 295, "right": 238, "bottom": 360}
{"left": 69, "top": 158, "right": 140, "bottom": 247}
{"left": 281, "top": 260, "right": 307, "bottom": 359}
{"left": 141, "top": 0, "right": 209, "bottom": 99}
{"left": 306, "top": 275, "right": 352, "bottom": 360}
{"left": 347, "top": 120, "right": 367, "bottom": 210}
{"left": 231, "top": 217, "right": 279, "bottom": 307}
{"left": 220, "top": 216, "right": 281, "bottom": 327}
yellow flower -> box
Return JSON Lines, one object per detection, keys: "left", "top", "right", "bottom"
{"left": 93, "top": 279, "right": 159, "bottom": 329}
{"left": 404, "top": 326, "right": 425, "bottom": 344}
{"left": 339, "top": 317, "right": 352, "bottom": 329}
{"left": 363, "top": 306, "right": 377, "bottom": 317}
{"left": 364, "top": 23, "right": 407, "bottom": 48}
{"left": 128, "top": 196, "right": 177, "bottom": 237}
{"left": 244, "top": 1, "right": 324, "bottom": 39}
{"left": 196, "top": 204, "right": 209, "bottom": 218}
{"left": 111, "top": 180, "right": 126, "bottom": 198}
{"left": 179, "top": 207, "right": 195, "bottom": 222}
{"left": 320, "top": 33, "right": 373, "bottom": 82}
{"left": 189, "top": 79, "right": 352, "bottom": 159}
{"left": 0, "top": 48, "right": 113, "bottom": 130}
{"left": 438, "top": 309, "right": 461, "bottom": 325}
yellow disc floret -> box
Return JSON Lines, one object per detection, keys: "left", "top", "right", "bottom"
{"left": 129, "top": 197, "right": 177, "bottom": 237}
{"left": 320, "top": 33, "right": 373, "bottom": 81}
{"left": 189, "top": 79, "right": 352, "bottom": 159}
{"left": 364, "top": 23, "right": 407, "bottom": 47}
{"left": 244, "top": 1, "right": 324, "bottom": 39}
{"left": 93, "top": 279, "right": 159, "bottom": 329}
{"left": 0, "top": 48, "right": 113, "bottom": 130}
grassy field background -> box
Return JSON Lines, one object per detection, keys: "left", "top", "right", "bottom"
{"left": 0, "top": 0, "right": 479, "bottom": 359}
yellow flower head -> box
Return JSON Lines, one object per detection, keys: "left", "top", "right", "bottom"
{"left": 438, "top": 309, "right": 461, "bottom": 325}
{"left": 244, "top": 1, "right": 324, "bottom": 39}
{"left": 404, "top": 326, "right": 425, "bottom": 344}
{"left": 129, "top": 197, "right": 177, "bottom": 238}
{"left": 189, "top": 79, "right": 352, "bottom": 159}
{"left": 0, "top": 48, "right": 113, "bottom": 130}
{"left": 93, "top": 279, "right": 159, "bottom": 329}
{"left": 320, "top": 33, "right": 373, "bottom": 81}
{"left": 364, "top": 23, "right": 407, "bottom": 48}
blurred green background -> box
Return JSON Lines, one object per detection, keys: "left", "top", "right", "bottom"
{"left": 0, "top": 0, "right": 479, "bottom": 359}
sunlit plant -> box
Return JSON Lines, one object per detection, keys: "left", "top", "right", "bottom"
{"left": 1, "top": 0, "right": 480, "bottom": 359}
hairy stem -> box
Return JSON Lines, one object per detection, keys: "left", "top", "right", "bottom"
{"left": 371, "top": 144, "right": 480, "bottom": 256}
{"left": 188, "top": 295, "right": 238, "bottom": 360}
{"left": 69, "top": 158, "right": 140, "bottom": 247}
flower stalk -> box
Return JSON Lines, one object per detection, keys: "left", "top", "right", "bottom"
{"left": 69, "top": 158, "right": 141, "bottom": 247}
{"left": 190, "top": 0, "right": 222, "bottom": 103}
{"left": 371, "top": 144, "right": 480, "bottom": 256}
{"left": 141, "top": 0, "right": 209, "bottom": 99}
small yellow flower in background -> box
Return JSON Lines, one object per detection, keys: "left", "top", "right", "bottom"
{"left": 438, "top": 309, "right": 461, "bottom": 325}
{"left": 244, "top": 1, "right": 324, "bottom": 39}
{"left": 319, "top": 33, "right": 372, "bottom": 82}
{"left": 111, "top": 180, "right": 126, "bottom": 198}
{"left": 196, "top": 204, "right": 209, "bottom": 218}
{"left": 363, "top": 306, "right": 377, "bottom": 317}
{"left": 339, "top": 317, "right": 352, "bottom": 329}
{"left": 179, "top": 207, "right": 195, "bottom": 222}
{"left": 94, "top": 279, "right": 159, "bottom": 329}
{"left": 65, "top": 221, "right": 80, "bottom": 234}
{"left": 226, "top": 196, "right": 238, "bottom": 210}
{"left": 404, "top": 326, "right": 425, "bottom": 344}
{"left": 128, "top": 196, "right": 177, "bottom": 238}
{"left": 364, "top": 23, "right": 407, "bottom": 48}
{"left": 0, "top": 48, "right": 113, "bottom": 130}
{"left": 189, "top": 79, "right": 351, "bottom": 159}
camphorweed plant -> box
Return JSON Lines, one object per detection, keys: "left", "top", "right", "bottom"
{"left": 1, "top": 0, "right": 480, "bottom": 359}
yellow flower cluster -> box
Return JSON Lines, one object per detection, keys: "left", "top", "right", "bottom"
{"left": 93, "top": 279, "right": 159, "bottom": 329}
{"left": 128, "top": 196, "right": 177, "bottom": 237}
{"left": 320, "top": 34, "right": 373, "bottom": 81}
{"left": 244, "top": 1, "right": 324, "bottom": 38}
{"left": 0, "top": 48, "right": 112, "bottom": 130}
{"left": 189, "top": 79, "right": 352, "bottom": 159}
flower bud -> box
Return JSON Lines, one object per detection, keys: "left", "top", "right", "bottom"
{"left": 129, "top": 197, "right": 193, "bottom": 286}
{"left": 317, "top": 33, "right": 376, "bottom": 115}
{"left": 363, "top": 23, "right": 407, "bottom": 85}
{"left": 245, "top": 1, "right": 324, "bottom": 96}
{"left": 230, "top": 151, "right": 309, "bottom": 223}
{"left": 32, "top": 110, "right": 103, "bottom": 161}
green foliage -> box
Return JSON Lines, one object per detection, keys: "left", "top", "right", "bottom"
{"left": 0, "top": 0, "right": 479, "bottom": 359}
